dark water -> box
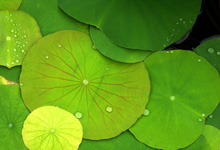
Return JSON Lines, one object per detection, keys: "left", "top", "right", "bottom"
{"left": 166, "top": 0, "right": 220, "bottom": 51}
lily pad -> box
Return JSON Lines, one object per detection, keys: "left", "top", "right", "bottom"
{"left": 90, "top": 26, "right": 152, "bottom": 63}
{"left": 194, "top": 37, "right": 220, "bottom": 73}
{"left": 206, "top": 104, "right": 220, "bottom": 129}
{"left": 0, "top": 0, "right": 22, "bottom": 11}
{"left": 202, "top": 125, "right": 220, "bottom": 149}
{"left": 0, "top": 77, "right": 29, "bottom": 150}
{"left": 79, "top": 131, "right": 153, "bottom": 150}
{"left": 20, "top": 30, "right": 150, "bottom": 140}
{"left": 22, "top": 106, "right": 83, "bottom": 150}
{"left": 130, "top": 50, "right": 220, "bottom": 149}
{"left": 0, "top": 10, "right": 42, "bottom": 68}
{"left": 0, "top": 66, "right": 21, "bottom": 82}
{"left": 59, "top": 0, "right": 201, "bottom": 50}
{"left": 19, "top": 0, "right": 89, "bottom": 36}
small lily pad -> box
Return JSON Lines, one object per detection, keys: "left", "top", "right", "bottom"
{"left": 59, "top": 0, "right": 201, "bottom": 50}
{"left": 20, "top": 30, "right": 150, "bottom": 139}
{"left": 0, "top": 77, "right": 29, "bottom": 150}
{"left": 79, "top": 131, "right": 153, "bottom": 150}
{"left": 19, "top": 0, "right": 89, "bottom": 36}
{"left": 22, "top": 106, "right": 83, "bottom": 150}
{"left": 0, "top": 10, "right": 42, "bottom": 68}
{"left": 206, "top": 104, "right": 220, "bottom": 129}
{"left": 0, "top": 0, "right": 22, "bottom": 11}
{"left": 90, "top": 26, "right": 152, "bottom": 63}
{"left": 194, "top": 37, "right": 220, "bottom": 73}
{"left": 0, "top": 66, "right": 21, "bottom": 82}
{"left": 130, "top": 50, "right": 220, "bottom": 149}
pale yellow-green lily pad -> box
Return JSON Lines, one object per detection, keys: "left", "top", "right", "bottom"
{"left": 22, "top": 106, "right": 83, "bottom": 150}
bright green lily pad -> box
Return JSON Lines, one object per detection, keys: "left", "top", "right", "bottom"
{"left": 0, "top": 0, "right": 22, "bottom": 11}
{"left": 0, "top": 78, "right": 29, "bottom": 150}
{"left": 20, "top": 30, "right": 150, "bottom": 140}
{"left": 0, "top": 66, "right": 21, "bottom": 82}
{"left": 79, "top": 131, "right": 153, "bottom": 150}
{"left": 130, "top": 50, "right": 220, "bottom": 150}
{"left": 194, "top": 37, "right": 220, "bottom": 73}
{"left": 0, "top": 10, "right": 42, "bottom": 68}
{"left": 90, "top": 26, "right": 152, "bottom": 63}
{"left": 19, "top": 0, "right": 89, "bottom": 36}
{"left": 202, "top": 125, "right": 220, "bottom": 149}
{"left": 206, "top": 104, "right": 220, "bottom": 129}
{"left": 59, "top": 0, "right": 201, "bottom": 50}
{"left": 22, "top": 106, "right": 83, "bottom": 150}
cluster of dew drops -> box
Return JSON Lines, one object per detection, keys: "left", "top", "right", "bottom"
{"left": 5, "top": 13, "right": 29, "bottom": 67}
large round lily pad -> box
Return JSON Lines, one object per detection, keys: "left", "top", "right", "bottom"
{"left": 19, "top": 0, "right": 89, "bottom": 36}
{"left": 22, "top": 106, "right": 83, "bottom": 150}
{"left": 0, "top": 66, "right": 21, "bottom": 82}
{"left": 20, "top": 30, "right": 150, "bottom": 140}
{"left": 79, "top": 131, "right": 153, "bottom": 150}
{"left": 0, "top": 10, "right": 42, "bottom": 68}
{"left": 59, "top": 0, "right": 201, "bottom": 50}
{"left": 90, "top": 26, "right": 152, "bottom": 63}
{"left": 206, "top": 104, "right": 220, "bottom": 129}
{"left": 0, "top": 0, "right": 22, "bottom": 11}
{"left": 194, "top": 37, "right": 220, "bottom": 73}
{"left": 0, "top": 77, "right": 29, "bottom": 150}
{"left": 130, "top": 50, "right": 220, "bottom": 149}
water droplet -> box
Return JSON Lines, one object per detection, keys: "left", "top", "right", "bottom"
{"left": 20, "top": 83, "right": 23, "bottom": 86}
{"left": 21, "top": 50, "right": 25, "bottom": 53}
{"left": 106, "top": 106, "right": 113, "bottom": 113}
{"left": 10, "top": 20, "right": 13, "bottom": 22}
{"left": 170, "top": 50, "right": 175, "bottom": 54}
{"left": 6, "top": 63, "right": 9, "bottom": 66}
{"left": 11, "top": 141, "right": 14, "bottom": 144}
{"left": 92, "top": 45, "right": 97, "bottom": 50}
{"left": 170, "top": 96, "right": 175, "bottom": 101}
{"left": 183, "top": 21, "right": 186, "bottom": 24}
{"left": 83, "top": 79, "right": 89, "bottom": 85}
{"left": 217, "top": 52, "right": 220, "bottom": 55}
{"left": 6, "top": 36, "right": 11, "bottom": 41}
{"left": 50, "top": 129, "right": 55, "bottom": 133}
{"left": 143, "top": 109, "right": 150, "bottom": 116}
{"left": 14, "top": 35, "right": 17, "bottom": 38}
{"left": 14, "top": 49, "right": 16, "bottom": 52}
{"left": 11, "top": 30, "right": 14, "bottom": 33}
{"left": 209, "top": 115, "right": 213, "bottom": 118}
{"left": 199, "top": 118, "right": 203, "bottom": 122}
{"left": 198, "top": 59, "right": 201, "bottom": 62}
{"left": 208, "top": 48, "right": 215, "bottom": 54}
{"left": 176, "top": 22, "right": 179, "bottom": 25}
{"left": 11, "top": 62, "right": 14, "bottom": 65}
{"left": 45, "top": 56, "right": 49, "bottom": 59}
{"left": 58, "top": 44, "right": 62, "bottom": 48}
{"left": 24, "top": 35, "right": 27, "bottom": 38}
{"left": 106, "top": 68, "right": 109, "bottom": 71}
{"left": 202, "top": 113, "right": 205, "bottom": 117}
{"left": 7, "top": 49, "right": 9, "bottom": 52}
{"left": 8, "top": 123, "right": 13, "bottom": 128}
{"left": 166, "top": 51, "right": 170, "bottom": 54}
{"left": 16, "top": 60, "right": 19, "bottom": 63}
{"left": 75, "top": 112, "right": 82, "bottom": 119}
{"left": 9, "top": 14, "right": 12, "bottom": 17}
{"left": 180, "top": 18, "right": 183, "bottom": 21}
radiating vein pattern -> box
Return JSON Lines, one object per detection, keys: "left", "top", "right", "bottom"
{"left": 20, "top": 30, "right": 150, "bottom": 139}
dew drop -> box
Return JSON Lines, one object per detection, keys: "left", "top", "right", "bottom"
{"left": 11, "top": 30, "right": 14, "bottom": 33}
{"left": 24, "top": 35, "right": 27, "bottom": 38}
{"left": 170, "top": 50, "right": 175, "bottom": 54}
{"left": 106, "top": 68, "right": 109, "bottom": 71}
{"left": 143, "top": 109, "right": 150, "bottom": 116}
{"left": 198, "top": 59, "right": 201, "bottom": 62}
{"left": 202, "top": 113, "right": 205, "bottom": 117}
{"left": 180, "top": 18, "right": 183, "bottom": 21}
{"left": 170, "top": 96, "right": 175, "bottom": 101}
{"left": 75, "top": 112, "right": 83, "bottom": 119}
{"left": 8, "top": 123, "right": 13, "bottom": 128}
{"left": 58, "top": 44, "right": 62, "bottom": 48}
{"left": 6, "top": 36, "right": 11, "bottom": 41}
{"left": 11, "top": 62, "right": 14, "bottom": 65}
{"left": 83, "top": 79, "right": 89, "bottom": 85}
{"left": 7, "top": 49, "right": 9, "bottom": 52}
{"left": 198, "top": 118, "right": 203, "bottom": 122}
{"left": 92, "top": 45, "right": 97, "bottom": 50}
{"left": 21, "top": 50, "right": 25, "bottom": 53}
{"left": 106, "top": 106, "right": 113, "bottom": 113}
{"left": 45, "top": 56, "right": 49, "bottom": 59}
{"left": 16, "top": 60, "right": 19, "bottom": 63}
{"left": 217, "top": 52, "right": 220, "bottom": 55}
{"left": 20, "top": 83, "right": 23, "bottom": 86}
{"left": 208, "top": 48, "right": 215, "bottom": 54}
{"left": 14, "top": 49, "right": 16, "bottom": 52}
{"left": 14, "top": 35, "right": 17, "bottom": 38}
{"left": 209, "top": 115, "right": 213, "bottom": 119}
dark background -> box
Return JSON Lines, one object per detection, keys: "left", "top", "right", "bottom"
{"left": 166, "top": 0, "right": 220, "bottom": 51}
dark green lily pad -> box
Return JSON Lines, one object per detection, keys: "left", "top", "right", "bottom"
{"left": 20, "top": 30, "right": 150, "bottom": 140}
{"left": 59, "top": 0, "right": 201, "bottom": 50}
{"left": 22, "top": 106, "right": 83, "bottom": 150}
{"left": 90, "top": 26, "right": 152, "bottom": 63}
{"left": 0, "top": 10, "right": 42, "bottom": 68}
{"left": 0, "top": 0, "right": 22, "bottom": 11}
{"left": 206, "top": 104, "right": 220, "bottom": 129}
{"left": 194, "top": 37, "right": 220, "bottom": 73}
{"left": 0, "top": 66, "right": 21, "bottom": 82}
{"left": 19, "top": 0, "right": 89, "bottom": 36}
{"left": 0, "top": 77, "right": 29, "bottom": 150}
{"left": 130, "top": 50, "right": 220, "bottom": 149}
{"left": 79, "top": 131, "right": 153, "bottom": 150}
